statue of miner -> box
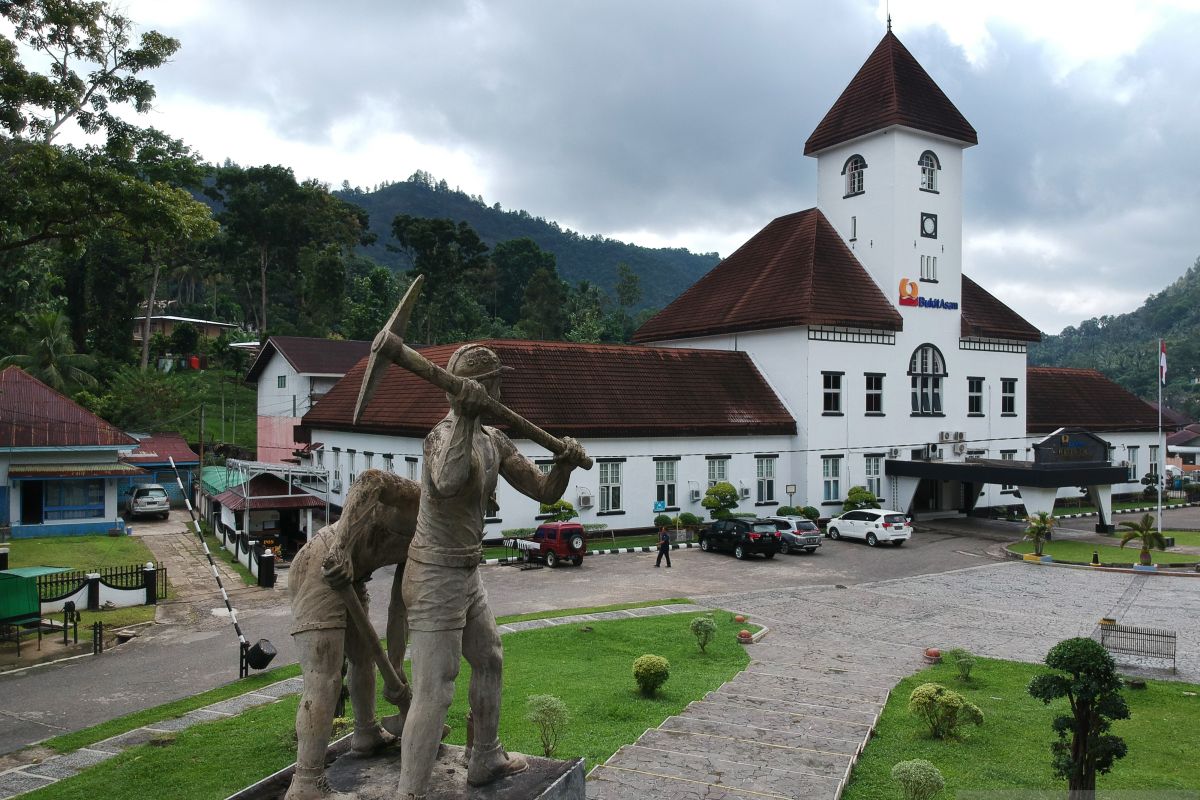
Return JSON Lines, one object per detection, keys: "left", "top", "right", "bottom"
{"left": 286, "top": 469, "right": 418, "bottom": 800}
{"left": 397, "top": 343, "right": 588, "bottom": 799}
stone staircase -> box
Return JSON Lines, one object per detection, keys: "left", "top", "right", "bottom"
{"left": 587, "top": 635, "right": 919, "bottom": 800}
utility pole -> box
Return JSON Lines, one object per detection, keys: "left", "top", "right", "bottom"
{"left": 198, "top": 402, "right": 206, "bottom": 466}
{"left": 221, "top": 380, "right": 226, "bottom": 443}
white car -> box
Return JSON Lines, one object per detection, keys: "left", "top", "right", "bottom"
{"left": 826, "top": 509, "right": 911, "bottom": 547}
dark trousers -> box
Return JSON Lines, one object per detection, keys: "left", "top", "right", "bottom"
{"left": 656, "top": 544, "right": 671, "bottom": 567}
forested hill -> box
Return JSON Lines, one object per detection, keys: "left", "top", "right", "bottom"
{"left": 1029, "top": 257, "right": 1200, "bottom": 417}
{"left": 335, "top": 173, "right": 720, "bottom": 312}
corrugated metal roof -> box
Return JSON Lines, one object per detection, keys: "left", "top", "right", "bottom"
{"left": 214, "top": 473, "right": 325, "bottom": 511}
{"left": 201, "top": 465, "right": 246, "bottom": 496}
{"left": 122, "top": 432, "right": 199, "bottom": 465}
{"left": 0, "top": 367, "right": 137, "bottom": 449}
{"left": 8, "top": 463, "right": 145, "bottom": 478}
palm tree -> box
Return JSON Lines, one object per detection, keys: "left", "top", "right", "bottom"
{"left": 1119, "top": 513, "right": 1167, "bottom": 566}
{"left": 1023, "top": 511, "right": 1055, "bottom": 557}
{"left": 0, "top": 311, "right": 98, "bottom": 393}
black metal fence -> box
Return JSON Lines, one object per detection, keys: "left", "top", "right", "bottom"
{"left": 1098, "top": 622, "right": 1176, "bottom": 671}
{"left": 36, "top": 563, "right": 168, "bottom": 601}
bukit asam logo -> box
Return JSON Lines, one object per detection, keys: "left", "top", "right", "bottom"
{"left": 898, "top": 278, "right": 958, "bottom": 310}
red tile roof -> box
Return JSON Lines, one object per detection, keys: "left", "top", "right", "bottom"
{"left": 301, "top": 340, "right": 796, "bottom": 440}
{"left": 1027, "top": 367, "right": 1160, "bottom": 433}
{"left": 804, "top": 31, "right": 977, "bottom": 155}
{"left": 960, "top": 275, "right": 1041, "bottom": 342}
{"left": 632, "top": 209, "right": 903, "bottom": 344}
{"left": 214, "top": 473, "right": 326, "bottom": 512}
{"left": 245, "top": 336, "right": 371, "bottom": 383}
{"left": 0, "top": 367, "right": 136, "bottom": 448}
{"left": 122, "top": 432, "right": 199, "bottom": 466}
{"left": 1167, "top": 423, "right": 1200, "bottom": 447}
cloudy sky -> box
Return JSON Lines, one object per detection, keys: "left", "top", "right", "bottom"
{"left": 97, "top": 2, "right": 1200, "bottom": 332}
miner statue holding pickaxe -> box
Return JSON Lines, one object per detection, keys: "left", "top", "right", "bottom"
{"left": 346, "top": 275, "right": 590, "bottom": 799}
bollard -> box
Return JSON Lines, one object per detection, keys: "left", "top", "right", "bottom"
{"left": 257, "top": 549, "right": 275, "bottom": 588}
{"left": 143, "top": 561, "right": 158, "bottom": 605}
{"left": 93, "top": 621, "right": 104, "bottom": 655}
{"left": 1092, "top": 550, "right": 1100, "bottom": 565}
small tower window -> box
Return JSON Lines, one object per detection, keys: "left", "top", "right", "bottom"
{"left": 919, "top": 150, "right": 941, "bottom": 192}
{"left": 842, "top": 155, "right": 867, "bottom": 197}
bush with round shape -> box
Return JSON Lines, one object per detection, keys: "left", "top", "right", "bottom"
{"left": 842, "top": 485, "right": 881, "bottom": 513}
{"left": 776, "top": 505, "right": 798, "bottom": 516}
{"left": 632, "top": 654, "right": 670, "bottom": 697}
{"left": 689, "top": 615, "right": 717, "bottom": 653}
{"left": 890, "top": 759, "right": 945, "bottom": 800}
{"left": 653, "top": 514, "right": 673, "bottom": 529}
{"left": 525, "top": 694, "right": 570, "bottom": 757}
{"left": 908, "top": 682, "right": 984, "bottom": 739}
{"left": 946, "top": 647, "right": 976, "bottom": 681}
{"left": 678, "top": 511, "right": 701, "bottom": 526}
{"left": 799, "top": 505, "right": 820, "bottom": 521}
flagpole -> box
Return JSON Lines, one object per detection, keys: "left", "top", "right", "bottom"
{"left": 1157, "top": 339, "right": 1164, "bottom": 538}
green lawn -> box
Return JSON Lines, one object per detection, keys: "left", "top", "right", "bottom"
{"left": 8, "top": 535, "right": 157, "bottom": 571}
{"left": 1054, "top": 497, "right": 1187, "bottom": 516}
{"left": 1165, "top": 530, "right": 1200, "bottom": 547}
{"left": 1007, "top": 540, "right": 1194, "bottom": 565}
{"left": 843, "top": 657, "right": 1200, "bottom": 798}
{"left": 26, "top": 610, "right": 749, "bottom": 800}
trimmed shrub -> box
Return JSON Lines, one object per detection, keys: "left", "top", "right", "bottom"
{"left": 891, "top": 759, "right": 945, "bottom": 800}
{"left": 946, "top": 647, "right": 976, "bottom": 681}
{"left": 525, "top": 694, "right": 570, "bottom": 757}
{"left": 678, "top": 512, "right": 702, "bottom": 526}
{"left": 776, "top": 505, "right": 798, "bottom": 516}
{"left": 653, "top": 514, "right": 673, "bottom": 529}
{"left": 799, "top": 505, "right": 820, "bottom": 521}
{"left": 842, "top": 485, "right": 881, "bottom": 513}
{"left": 689, "top": 615, "right": 717, "bottom": 653}
{"left": 908, "top": 682, "right": 984, "bottom": 739}
{"left": 632, "top": 654, "right": 670, "bottom": 697}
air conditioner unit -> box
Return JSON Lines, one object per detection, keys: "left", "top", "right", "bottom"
{"left": 690, "top": 488, "right": 702, "bottom": 502}
{"left": 740, "top": 486, "right": 751, "bottom": 499}
{"left": 939, "top": 431, "right": 954, "bottom": 442}
{"left": 954, "top": 431, "right": 965, "bottom": 441}
{"left": 887, "top": 447, "right": 901, "bottom": 458}
{"left": 330, "top": 479, "right": 343, "bottom": 493}
{"left": 952, "top": 443, "right": 967, "bottom": 455}
{"left": 926, "top": 444, "right": 940, "bottom": 460}
{"left": 578, "top": 492, "right": 594, "bottom": 509}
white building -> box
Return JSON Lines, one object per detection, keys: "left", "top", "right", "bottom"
{"left": 245, "top": 336, "right": 370, "bottom": 464}
{"left": 295, "top": 29, "right": 1155, "bottom": 535}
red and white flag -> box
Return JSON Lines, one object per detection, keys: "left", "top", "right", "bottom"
{"left": 1160, "top": 340, "right": 1168, "bottom": 385}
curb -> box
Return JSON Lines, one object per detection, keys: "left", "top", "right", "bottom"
{"left": 1003, "top": 547, "right": 1200, "bottom": 577}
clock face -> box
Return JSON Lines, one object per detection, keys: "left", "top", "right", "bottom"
{"left": 920, "top": 212, "right": 937, "bottom": 238}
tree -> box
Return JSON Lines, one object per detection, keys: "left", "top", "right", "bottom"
{"left": 538, "top": 499, "right": 577, "bottom": 522}
{"left": 391, "top": 215, "right": 491, "bottom": 343}
{"left": 515, "top": 266, "right": 568, "bottom": 340}
{"left": 615, "top": 261, "right": 641, "bottom": 308}
{"left": 1028, "top": 638, "right": 1129, "bottom": 798}
{"left": 842, "top": 485, "right": 880, "bottom": 513}
{"left": 1023, "top": 511, "right": 1055, "bottom": 557}
{"left": 0, "top": 310, "right": 97, "bottom": 392}
{"left": 491, "top": 238, "right": 555, "bottom": 325}
{"left": 340, "top": 257, "right": 402, "bottom": 341}
{"left": 1118, "top": 513, "right": 1167, "bottom": 566}
{"left": 701, "top": 481, "right": 739, "bottom": 520}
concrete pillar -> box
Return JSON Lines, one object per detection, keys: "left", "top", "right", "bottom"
{"left": 86, "top": 572, "right": 101, "bottom": 611}
{"left": 305, "top": 507, "right": 313, "bottom": 541}
{"left": 889, "top": 475, "right": 922, "bottom": 517}
{"left": 143, "top": 561, "right": 158, "bottom": 605}
{"left": 1016, "top": 486, "right": 1059, "bottom": 520}
{"left": 258, "top": 550, "right": 275, "bottom": 588}
{"left": 1087, "top": 485, "right": 1115, "bottom": 533}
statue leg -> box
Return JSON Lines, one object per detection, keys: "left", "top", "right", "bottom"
{"left": 345, "top": 620, "right": 396, "bottom": 756}
{"left": 396, "top": 628, "right": 461, "bottom": 799}
{"left": 381, "top": 562, "right": 409, "bottom": 738}
{"left": 464, "top": 608, "right": 527, "bottom": 786}
{"left": 286, "top": 629, "right": 352, "bottom": 800}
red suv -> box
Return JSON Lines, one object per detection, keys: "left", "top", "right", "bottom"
{"left": 520, "top": 522, "right": 587, "bottom": 567}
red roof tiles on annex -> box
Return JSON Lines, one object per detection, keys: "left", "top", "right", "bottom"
{"left": 0, "top": 366, "right": 136, "bottom": 448}
{"left": 804, "top": 30, "right": 977, "bottom": 156}
{"left": 122, "top": 432, "right": 200, "bottom": 465}
{"left": 300, "top": 340, "right": 796, "bottom": 440}
{"left": 1027, "top": 367, "right": 1160, "bottom": 434}
{"left": 214, "top": 473, "right": 326, "bottom": 512}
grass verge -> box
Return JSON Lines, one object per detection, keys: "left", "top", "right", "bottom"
{"left": 27, "top": 610, "right": 748, "bottom": 800}
{"left": 200, "top": 530, "right": 257, "bottom": 586}
{"left": 842, "top": 656, "right": 1200, "bottom": 798}
{"left": 8, "top": 535, "right": 157, "bottom": 571}
{"left": 1007, "top": 540, "right": 1193, "bottom": 565}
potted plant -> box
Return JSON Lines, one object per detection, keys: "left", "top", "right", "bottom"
{"left": 1118, "top": 513, "right": 1166, "bottom": 568}
{"left": 1023, "top": 511, "right": 1055, "bottom": 562}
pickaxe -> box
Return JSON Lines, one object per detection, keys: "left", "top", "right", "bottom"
{"left": 353, "top": 274, "right": 593, "bottom": 470}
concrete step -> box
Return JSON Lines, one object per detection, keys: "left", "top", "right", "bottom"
{"left": 705, "top": 689, "right": 879, "bottom": 725}
{"left": 590, "top": 745, "right": 842, "bottom": 800}
{"left": 638, "top": 725, "right": 850, "bottom": 779}
{"left": 681, "top": 700, "right": 867, "bottom": 752}
{"left": 745, "top": 659, "right": 900, "bottom": 690}
{"left": 661, "top": 715, "right": 858, "bottom": 765}
{"left": 726, "top": 671, "right": 889, "bottom": 707}
{"left": 751, "top": 640, "right": 924, "bottom": 670}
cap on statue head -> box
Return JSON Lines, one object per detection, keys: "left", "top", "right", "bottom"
{"left": 447, "top": 344, "right": 513, "bottom": 381}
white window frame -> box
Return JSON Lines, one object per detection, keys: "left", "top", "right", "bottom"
{"left": 1127, "top": 447, "right": 1139, "bottom": 481}
{"left": 822, "top": 456, "right": 841, "bottom": 502}
{"left": 655, "top": 460, "right": 677, "bottom": 507}
{"left": 909, "top": 344, "right": 946, "bottom": 415}
{"left": 1001, "top": 378, "right": 1017, "bottom": 415}
{"left": 707, "top": 458, "right": 727, "bottom": 487}
{"left": 850, "top": 215, "right": 857, "bottom": 241}
{"left": 277, "top": 374, "right": 286, "bottom": 389}
{"left": 822, "top": 372, "right": 842, "bottom": 414}
{"left": 1001, "top": 450, "right": 1017, "bottom": 492}
{"left": 756, "top": 457, "right": 776, "bottom": 503}
{"left": 919, "top": 150, "right": 940, "bottom": 192}
{"left": 538, "top": 463, "right": 553, "bottom": 476}
{"left": 865, "top": 374, "right": 883, "bottom": 414}
{"left": 968, "top": 377, "right": 984, "bottom": 415}
{"left": 843, "top": 154, "right": 866, "bottom": 196}
{"left": 1150, "top": 445, "right": 1160, "bottom": 477}
{"left": 406, "top": 458, "right": 418, "bottom": 480}
{"left": 382, "top": 454, "right": 393, "bottom": 472}
{"left": 920, "top": 254, "right": 937, "bottom": 281}
{"left": 864, "top": 456, "right": 882, "bottom": 500}
{"left": 600, "top": 461, "right": 623, "bottom": 512}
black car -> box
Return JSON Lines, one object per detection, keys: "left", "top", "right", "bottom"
{"left": 698, "top": 518, "right": 781, "bottom": 560}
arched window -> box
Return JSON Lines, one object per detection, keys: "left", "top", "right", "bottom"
{"left": 908, "top": 344, "right": 946, "bottom": 415}
{"left": 842, "top": 155, "right": 867, "bottom": 197}
{"left": 918, "top": 150, "right": 940, "bottom": 192}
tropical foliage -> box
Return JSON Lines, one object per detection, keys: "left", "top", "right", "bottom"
{"left": 1117, "top": 513, "right": 1167, "bottom": 566}
{"left": 1023, "top": 511, "right": 1055, "bottom": 557}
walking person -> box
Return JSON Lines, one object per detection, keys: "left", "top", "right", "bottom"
{"left": 655, "top": 527, "right": 672, "bottom": 568}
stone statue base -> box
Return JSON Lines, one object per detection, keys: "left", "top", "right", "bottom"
{"left": 226, "top": 739, "right": 584, "bottom": 800}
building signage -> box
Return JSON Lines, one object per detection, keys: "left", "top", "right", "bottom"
{"left": 1033, "top": 429, "right": 1109, "bottom": 466}
{"left": 899, "top": 278, "right": 958, "bottom": 310}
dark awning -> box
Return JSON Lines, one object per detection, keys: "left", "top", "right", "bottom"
{"left": 886, "top": 459, "right": 1129, "bottom": 488}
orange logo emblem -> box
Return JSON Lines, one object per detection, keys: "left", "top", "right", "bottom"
{"left": 899, "top": 278, "right": 919, "bottom": 307}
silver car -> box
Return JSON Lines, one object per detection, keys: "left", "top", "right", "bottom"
{"left": 125, "top": 484, "right": 171, "bottom": 520}
{"left": 764, "top": 516, "right": 822, "bottom": 554}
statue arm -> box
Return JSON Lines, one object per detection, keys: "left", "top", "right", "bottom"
{"left": 426, "top": 417, "right": 477, "bottom": 499}
{"left": 499, "top": 433, "right": 586, "bottom": 504}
